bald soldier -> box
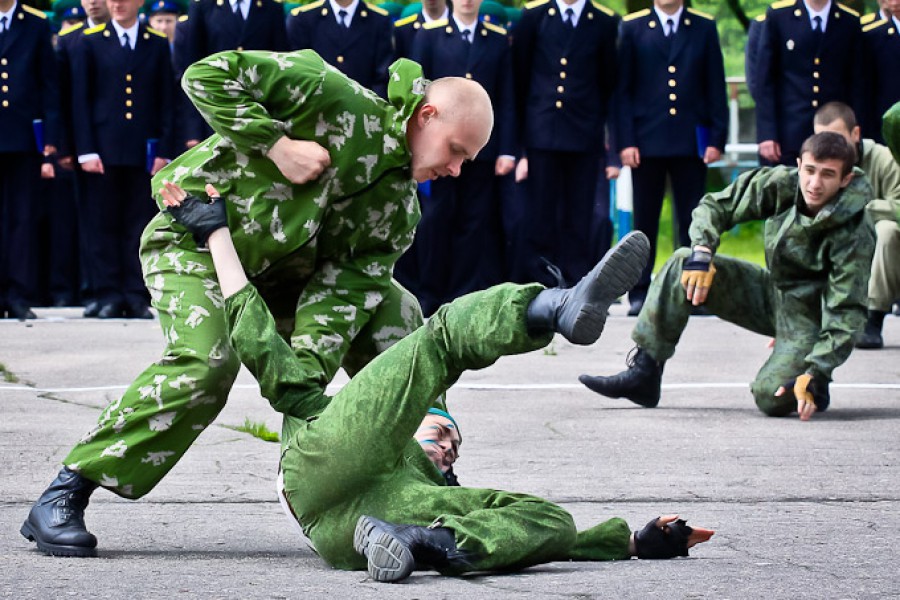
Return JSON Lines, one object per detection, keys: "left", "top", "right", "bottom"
{"left": 21, "top": 50, "right": 494, "bottom": 558}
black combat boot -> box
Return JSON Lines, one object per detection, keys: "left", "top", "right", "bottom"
{"left": 21, "top": 467, "right": 99, "bottom": 557}
{"left": 579, "top": 347, "right": 665, "bottom": 408}
{"left": 855, "top": 310, "right": 886, "bottom": 349}
{"left": 353, "top": 515, "right": 471, "bottom": 582}
{"left": 526, "top": 231, "right": 650, "bottom": 345}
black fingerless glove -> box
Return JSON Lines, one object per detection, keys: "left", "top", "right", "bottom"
{"left": 166, "top": 195, "right": 228, "bottom": 248}
{"left": 682, "top": 248, "right": 713, "bottom": 272}
{"left": 634, "top": 517, "right": 693, "bottom": 559}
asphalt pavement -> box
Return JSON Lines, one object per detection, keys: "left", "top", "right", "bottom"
{"left": 1, "top": 305, "right": 898, "bottom": 599}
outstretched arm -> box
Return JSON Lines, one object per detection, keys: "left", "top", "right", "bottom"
{"left": 160, "top": 181, "right": 248, "bottom": 298}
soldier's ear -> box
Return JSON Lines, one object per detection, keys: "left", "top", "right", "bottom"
{"left": 840, "top": 170, "right": 854, "bottom": 189}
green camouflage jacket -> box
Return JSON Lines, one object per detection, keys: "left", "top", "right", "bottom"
{"left": 883, "top": 102, "right": 900, "bottom": 222}
{"left": 689, "top": 166, "right": 875, "bottom": 380}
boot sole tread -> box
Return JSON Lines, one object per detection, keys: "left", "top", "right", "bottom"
{"left": 354, "top": 515, "right": 415, "bottom": 583}
{"left": 20, "top": 522, "right": 98, "bottom": 558}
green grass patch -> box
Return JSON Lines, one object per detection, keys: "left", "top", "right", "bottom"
{"left": 0, "top": 363, "right": 19, "bottom": 383}
{"left": 223, "top": 418, "right": 280, "bottom": 443}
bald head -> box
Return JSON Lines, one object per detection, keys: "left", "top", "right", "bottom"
{"left": 424, "top": 77, "right": 494, "bottom": 145}
{"left": 406, "top": 77, "right": 494, "bottom": 182}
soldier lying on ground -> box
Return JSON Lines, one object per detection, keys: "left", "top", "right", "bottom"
{"left": 161, "top": 180, "right": 714, "bottom": 582}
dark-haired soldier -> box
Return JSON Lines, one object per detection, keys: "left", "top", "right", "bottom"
{"left": 581, "top": 132, "right": 875, "bottom": 422}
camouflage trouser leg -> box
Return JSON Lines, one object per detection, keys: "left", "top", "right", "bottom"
{"left": 281, "top": 278, "right": 436, "bottom": 446}
{"left": 64, "top": 215, "right": 241, "bottom": 498}
{"left": 868, "top": 219, "right": 900, "bottom": 312}
{"left": 632, "top": 248, "right": 815, "bottom": 416}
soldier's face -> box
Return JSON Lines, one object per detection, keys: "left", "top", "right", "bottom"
{"left": 414, "top": 414, "right": 460, "bottom": 473}
{"left": 885, "top": 0, "right": 900, "bottom": 15}
{"left": 454, "top": 0, "right": 481, "bottom": 21}
{"left": 107, "top": 0, "right": 142, "bottom": 24}
{"left": 81, "top": 0, "right": 108, "bottom": 21}
{"left": 797, "top": 153, "right": 854, "bottom": 215}
{"left": 149, "top": 13, "right": 177, "bottom": 40}
{"left": 813, "top": 119, "right": 861, "bottom": 146}
{"left": 407, "top": 104, "right": 484, "bottom": 183}
{"left": 655, "top": 0, "right": 683, "bottom": 13}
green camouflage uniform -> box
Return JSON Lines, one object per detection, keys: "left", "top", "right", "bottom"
{"left": 64, "top": 51, "right": 430, "bottom": 498}
{"left": 633, "top": 166, "right": 875, "bottom": 416}
{"left": 227, "top": 281, "right": 631, "bottom": 572}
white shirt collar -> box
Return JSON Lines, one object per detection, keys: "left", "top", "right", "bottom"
{"left": 804, "top": 0, "right": 831, "bottom": 31}
{"left": 229, "top": 0, "right": 249, "bottom": 20}
{"left": 329, "top": 0, "right": 359, "bottom": 25}
{"left": 893, "top": 15, "right": 900, "bottom": 30}
{"left": 0, "top": 2, "right": 18, "bottom": 28}
{"left": 421, "top": 7, "right": 448, "bottom": 23}
{"left": 452, "top": 14, "right": 477, "bottom": 37}
{"left": 653, "top": 4, "right": 684, "bottom": 34}
{"left": 555, "top": 0, "right": 586, "bottom": 26}
{"left": 111, "top": 20, "right": 139, "bottom": 48}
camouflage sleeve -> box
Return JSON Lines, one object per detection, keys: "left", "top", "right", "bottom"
{"left": 688, "top": 167, "right": 784, "bottom": 252}
{"left": 225, "top": 283, "right": 331, "bottom": 419}
{"left": 182, "top": 49, "right": 326, "bottom": 156}
{"left": 805, "top": 217, "right": 875, "bottom": 380}
{"left": 863, "top": 142, "right": 900, "bottom": 224}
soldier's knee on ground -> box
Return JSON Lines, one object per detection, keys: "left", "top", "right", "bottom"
{"left": 751, "top": 381, "right": 794, "bottom": 417}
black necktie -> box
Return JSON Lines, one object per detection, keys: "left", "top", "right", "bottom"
{"left": 564, "top": 8, "right": 575, "bottom": 29}
{"left": 461, "top": 28, "right": 471, "bottom": 43}
{"left": 812, "top": 15, "right": 823, "bottom": 35}
{"left": 1, "top": 16, "right": 9, "bottom": 37}
{"left": 338, "top": 9, "right": 348, "bottom": 28}
{"left": 666, "top": 18, "right": 674, "bottom": 37}
{"left": 122, "top": 32, "right": 131, "bottom": 50}
{"left": 234, "top": 0, "right": 244, "bottom": 22}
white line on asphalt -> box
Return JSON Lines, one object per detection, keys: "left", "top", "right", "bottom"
{"left": 2, "top": 382, "right": 900, "bottom": 393}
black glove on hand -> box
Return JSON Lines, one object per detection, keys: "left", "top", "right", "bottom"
{"left": 166, "top": 195, "right": 228, "bottom": 248}
{"left": 634, "top": 517, "right": 693, "bottom": 559}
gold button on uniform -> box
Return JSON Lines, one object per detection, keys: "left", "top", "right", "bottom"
{"left": 814, "top": 57, "right": 820, "bottom": 65}
{"left": 669, "top": 93, "right": 677, "bottom": 101}
{"left": 1, "top": 85, "right": 7, "bottom": 92}
{"left": 555, "top": 100, "right": 562, "bottom": 108}
{"left": 668, "top": 79, "right": 676, "bottom": 87}
{"left": 560, "top": 57, "right": 567, "bottom": 65}
{"left": 0, "top": 58, "right": 7, "bottom": 66}
{"left": 813, "top": 71, "right": 819, "bottom": 79}
{"left": 1, "top": 73, "right": 7, "bottom": 80}
{"left": 126, "top": 74, "right": 132, "bottom": 81}
{"left": 1, "top": 100, "right": 8, "bottom": 107}
{"left": 813, "top": 85, "right": 819, "bottom": 93}
{"left": 669, "top": 108, "right": 677, "bottom": 115}
{"left": 812, "top": 100, "right": 818, "bottom": 107}
{"left": 237, "top": 46, "right": 243, "bottom": 51}
{"left": 126, "top": 99, "right": 133, "bottom": 107}
{"left": 557, "top": 85, "right": 564, "bottom": 93}
{"left": 465, "top": 73, "right": 472, "bottom": 79}
{"left": 126, "top": 87, "right": 132, "bottom": 94}
{"left": 559, "top": 71, "right": 566, "bottom": 79}
{"left": 668, "top": 65, "right": 676, "bottom": 73}
{"left": 336, "top": 55, "right": 344, "bottom": 63}
{"left": 125, "top": 112, "right": 133, "bottom": 119}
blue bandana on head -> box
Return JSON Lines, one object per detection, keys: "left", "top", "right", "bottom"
{"left": 427, "top": 407, "right": 458, "bottom": 430}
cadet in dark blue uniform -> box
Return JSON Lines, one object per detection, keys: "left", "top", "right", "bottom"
{"left": 755, "top": 0, "right": 862, "bottom": 165}
{"left": 184, "top": 0, "right": 288, "bottom": 139}
{"left": 0, "top": 0, "right": 59, "bottom": 319}
{"left": 511, "top": 0, "right": 619, "bottom": 287}
{"left": 287, "top": 0, "right": 393, "bottom": 97}
{"left": 70, "top": 0, "right": 175, "bottom": 318}
{"left": 861, "top": 11, "right": 900, "bottom": 144}
{"left": 615, "top": 2, "right": 727, "bottom": 315}
{"left": 55, "top": 0, "right": 109, "bottom": 317}
{"left": 393, "top": 0, "right": 449, "bottom": 58}
{"left": 407, "top": 0, "right": 515, "bottom": 313}
{"left": 745, "top": 13, "right": 765, "bottom": 102}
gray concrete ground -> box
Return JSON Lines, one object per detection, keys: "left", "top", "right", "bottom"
{"left": 1, "top": 305, "right": 899, "bottom": 599}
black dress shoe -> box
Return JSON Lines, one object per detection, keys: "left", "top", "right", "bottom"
{"left": 7, "top": 304, "right": 37, "bottom": 320}
{"left": 97, "top": 303, "right": 124, "bottom": 319}
{"left": 124, "top": 304, "right": 154, "bottom": 319}
{"left": 83, "top": 300, "right": 101, "bottom": 318}
{"left": 627, "top": 298, "right": 644, "bottom": 317}
{"left": 21, "top": 467, "right": 99, "bottom": 557}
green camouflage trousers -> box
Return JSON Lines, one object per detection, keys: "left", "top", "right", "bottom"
{"left": 633, "top": 248, "right": 823, "bottom": 417}
{"left": 64, "top": 214, "right": 425, "bottom": 499}
{"left": 231, "top": 283, "right": 632, "bottom": 573}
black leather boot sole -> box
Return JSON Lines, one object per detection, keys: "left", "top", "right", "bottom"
{"left": 354, "top": 515, "right": 415, "bottom": 582}
{"left": 20, "top": 521, "right": 98, "bottom": 558}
